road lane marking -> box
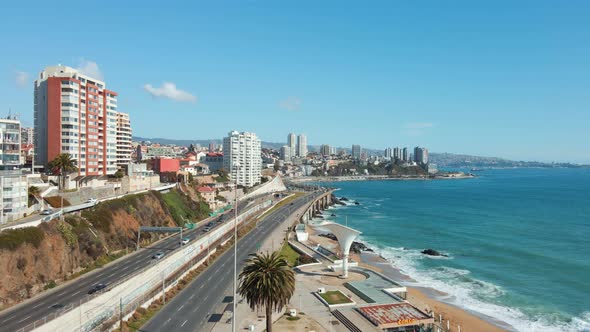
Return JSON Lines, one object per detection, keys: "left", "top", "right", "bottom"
{"left": 107, "top": 272, "right": 116, "bottom": 278}
{"left": 1, "top": 314, "right": 16, "bottom": 323}
{"left": 32, "top": 302, "right": 45, "bottom": 308}
{"left": 71, "top": 290, "right": 80, "bottom": 297}
{"left": 17, "top": 315, "right": 31, "bottom": 323}
{"left": 165, "top": 318, "right": 171, "bottom": 325}
{"left": 181, "top": 319, "right": 188, "bottom": 327}
{"left": 177, "top": 304, "right": 185, "bottom": 311}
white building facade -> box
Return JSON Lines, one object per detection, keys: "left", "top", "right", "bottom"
{"left": 116, "top": 112, "right": 133, "bottom": 166}
{"left": 0, "top": 170, "right": 28, "bottom": 223}
{"left": 0, "top": 116, "right": 21, "bottom": 170}
{"left": 297, "top": 134, "right": 307, "bottom": 158}
{"left": 223, "top": 131, "right": 262, "bottom": 187}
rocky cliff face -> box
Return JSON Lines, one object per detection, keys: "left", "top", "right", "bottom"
{"left": 0, "top": 191, "right": 180, "bottom": 309}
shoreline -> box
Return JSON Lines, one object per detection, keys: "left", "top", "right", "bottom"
{"left": 290, "top": 174, "right": 475, "bottom": 183}
{"left": 306, "top": 218, "right": 511, "bottom": 332}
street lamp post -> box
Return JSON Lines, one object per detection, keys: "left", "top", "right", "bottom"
{"left": 232, "top": 163, "right": 240, "bottom": 332}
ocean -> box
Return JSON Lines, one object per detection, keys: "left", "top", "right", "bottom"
{"left": 315, "top": 168, "right": 590, "bottom": 331}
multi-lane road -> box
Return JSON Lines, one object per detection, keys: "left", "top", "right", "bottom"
{"left": 141, "top": 193, "right": 317, "bottom": 332}
{"left": 0, "top": 194, "right": 272, "bottom": 332}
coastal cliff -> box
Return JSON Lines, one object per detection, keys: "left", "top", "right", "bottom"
{"left": 0, "top": 189, "right": 208, "bottom": 309}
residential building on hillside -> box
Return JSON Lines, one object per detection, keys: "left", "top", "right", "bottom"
{"left": 402, "top": 147, "right": 409, "bottom": 161}
{"left": 34, "top": 65, "right": 119, "bottom": 175}
{"left": 21, "top": 127, "right": 34, "bottom": 145}
{"left": 116, "top": 112, "right": 133, "bottom": 166}
{"left": 0, "top": 116, "right": 21, "bottom": 169}
{"left": 280, "top": 145, "right": 291, "bottom": 162}
{"left": 223, "top": 131, "right": 261, "bottom": 187}
{"left": 203, "top": 152, "right": 223, "bottom": 172}
{"left": 153, "top": 158, "right": 180, "bottom": 173}
{"left": 297, "top": 134, "right": 307, "bottom": 158}
{"left": 0, "top": 170, "right": 28, "bottom": 223}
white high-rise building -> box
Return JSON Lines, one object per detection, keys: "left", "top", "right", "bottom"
{"left": 223, "top": 131, "right": 262, "bottom": 187}
{"left": 21, "top": 127, "right": 34, "bottom": 145}
{"left": 0, "top": 170, "right": 28, "bottom": 223}
{"left": 0, "top": 116, "right": 21, "bottom": 169}
{"left": 116, "top": 112, "right": 133, "bottom": 166}
{"left": 287, "top": 133, "right": 296, "bottom": 159}
{"left": 34, "top": 65, "right": 120, "bottom": 176}
{"left": 384, "top": 147, "right": 393, "bottom": 159}
{"left": 352, "top": 145, "right": 362, "bottom": 160}
{"left": 297, "top": 134, "right": 307, "bottom": 158}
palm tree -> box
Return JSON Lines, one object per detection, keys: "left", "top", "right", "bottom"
{"left": 238, "top": 251, "right": 295, "bottom": 332}
{"left": 48, "top": 153, "right": 78, "bottom": 190}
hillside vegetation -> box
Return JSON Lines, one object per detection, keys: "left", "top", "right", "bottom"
{"left": 0, "top": 189, "right": 208, "bottom": 309}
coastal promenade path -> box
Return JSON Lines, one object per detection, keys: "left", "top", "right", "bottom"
{"left": 0, "top": 194, "right": 271, "bottom": 332}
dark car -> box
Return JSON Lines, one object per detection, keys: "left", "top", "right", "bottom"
{"left": 88, "top": 283, "right": 107, "bottom": 294}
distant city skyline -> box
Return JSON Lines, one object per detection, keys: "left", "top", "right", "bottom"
{"left": 1, "top": 2, "right": 589, "bottom": 163}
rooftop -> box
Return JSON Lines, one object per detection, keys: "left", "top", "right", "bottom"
{"left": 357, "top": 302, "right": 433, "bottom": 328}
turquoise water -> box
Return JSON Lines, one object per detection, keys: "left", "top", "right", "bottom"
{"left": 317, "top": 168, "right": 590, "bottom": 331}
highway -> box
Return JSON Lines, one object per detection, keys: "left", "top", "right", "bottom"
{"left": 141, "top": 192, "right": 317, "bottom": 332}
{"left": 0, "top": 194, "right": 272, "bottom": 332}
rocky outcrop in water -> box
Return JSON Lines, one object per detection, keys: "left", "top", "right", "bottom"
{"left": 421, "top": 249, "right": 448, "bottom": 257}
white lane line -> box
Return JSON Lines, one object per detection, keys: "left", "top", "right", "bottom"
{"left": 71, "top": 290, "right": 80, "bottom": 297}
{"left": 107, "top": 272, "right": 116, "bottom": 278}
{"left": 177, "top": 304, "right": 185, "bottom": 311}
{"left": 189, "top": 294, "right": 195, "bottom": 300}
{"left": 56, "top": 291, "right": 67, "bottom": 296}
{"left": 165, "top": 318, "right": 171, "bottom": 325}
{"left": 32, "top": 302, "right": 44, "bottom": 308}
{"left": 121, "top": 266, "right": 129, "bottom": 271}
{"left": 1, "top": 315, "right": 16, "bottom": 323}
{"left": 17, "top": 315, "right": 31, "bottom": 323}
{"left": 181, "top": 319, "right": 188, "bottom": 327}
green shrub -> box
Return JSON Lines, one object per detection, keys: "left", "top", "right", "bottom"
{"left": 44, "top": 280, "right": 57, "bottom": 290}
{"left": 0, "top": 227, "right": 45, "bottom": 250}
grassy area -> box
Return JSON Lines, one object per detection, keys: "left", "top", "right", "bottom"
{"left": 319, "top": 290, "right": 353, "bottom": 305}
{"left": 257, "top": 192, "right": 304, "bottom": 221}
{"left": 279, "top": 242, "right": 301, "bottom": 267}
{"left": 154, "top": 189, "right": 211, "bottom": 226}
{"left": 0, "top": 227, "right": 45, "bottom": 250}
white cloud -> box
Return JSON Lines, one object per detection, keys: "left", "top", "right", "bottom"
{"left": 280, "top": 96, "right": 302, "bottom": 111}
{"left": 404, "top": 122, "right": 434, "bottom": 129}
{"left": 143, "top": 82, "right": 197, "bottom": 103}
{"left": 77, "top": 59, "right": 103, "bottom": 80}
{"left": 15, "top": 71, "right": 29, "bottom": 88}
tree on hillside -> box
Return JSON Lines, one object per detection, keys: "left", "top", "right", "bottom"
{"left": 238, "top": 251, "right": 295, "bottom": 332}
{"left": 48, "top": 153, "right": 78, "bottom": 190}
{"left": 28, "top": 186, "right": 40, "bottom": 207}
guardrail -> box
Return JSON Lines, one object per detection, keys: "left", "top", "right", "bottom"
{"left": 20, "top": 198, "right": 273, "bottom": 332}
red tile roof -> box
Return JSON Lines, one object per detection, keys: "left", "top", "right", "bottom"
{"left": 197, "top": 186, "right": 216, "bottom": 193}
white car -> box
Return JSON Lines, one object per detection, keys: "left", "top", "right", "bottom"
{"left": 180, "top": 238, "right": 190, "bottom": 245}
{"left": 41, "top": 209, "right": 53, "bottom": 215}
{"left": 87, "top": 198, "right": 98, "bottom": 204}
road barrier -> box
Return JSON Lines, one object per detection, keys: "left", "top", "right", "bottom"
{"left": 19, "top": 199, "right": 273, "bottom": 332}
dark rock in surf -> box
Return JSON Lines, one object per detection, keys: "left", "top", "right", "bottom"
{"left": 421, "top": 249, "right": 448, "bottom": 257}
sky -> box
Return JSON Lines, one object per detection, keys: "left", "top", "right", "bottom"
{"left": 1, "top": 1, "right": 589, "bottom": 163}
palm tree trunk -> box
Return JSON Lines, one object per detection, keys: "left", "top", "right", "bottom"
{"left": 266, "top": 305, "right": 273, "bottom": 332}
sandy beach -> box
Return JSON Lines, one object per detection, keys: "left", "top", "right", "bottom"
{"left": 307, "top": 226, "right": 510, "bottom": 332}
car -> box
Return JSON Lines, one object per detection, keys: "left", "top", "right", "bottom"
{"left": 203, "top": 227, "right": 211, "bottom": 233}
{"left": 88, "top": 283, "right": 107, "bottom": 294}
{"left": 87, "top": 198, "right": 98, "bottom": 204}
{"left": 41, "top": 209, "right": 53, "bottom": 215}
{"left": 207, "top": 222, "right": 214, "bottom": 227}
{"left": 152, "top": 252, "right": 165, "bottom": 259}
{"left": 180, "top": 237, "right": 190, "bottom": 245}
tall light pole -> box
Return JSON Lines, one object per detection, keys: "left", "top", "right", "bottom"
{"left": 232, "top": 162, "right": 240, "bottom": 332}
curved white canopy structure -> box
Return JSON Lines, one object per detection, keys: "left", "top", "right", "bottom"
{"left": 310, "top": 221, "right": 361, "bottom": 278}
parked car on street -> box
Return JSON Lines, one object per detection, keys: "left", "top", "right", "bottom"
{"left": 152, "top": 252, "right": 165, "bottom": 259}
{"left": 180, "top": 237, "right": 190, "bottom": 245}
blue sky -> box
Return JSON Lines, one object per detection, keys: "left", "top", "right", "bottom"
{"left": 1, "top": 1, "right": 589, "bottom": 163}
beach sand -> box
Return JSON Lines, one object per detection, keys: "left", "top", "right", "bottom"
{"left": 306, "top": 228, "right": 510, "bottom": 332}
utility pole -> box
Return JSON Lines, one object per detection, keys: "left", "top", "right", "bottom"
{"left": 119, "top": 297, "right": 123, "bottom": 330}
{"left": 232, "top": 163, "right": 240, "bottom": 332}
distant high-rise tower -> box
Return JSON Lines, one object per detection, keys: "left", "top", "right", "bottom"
{"left": 384, "top": 147, "right": 393, "bottom": 159}
{"left": 297, "top": 134, "right": 307, "bottom": 157}
{"left": 34, "top": 65, "right": 120, "bottom": 175}
{"left": 414, "top": 147, "right": 429, "bottom": 164}
{"left": 208, "top": 142, "right": 216, "bottom": 152}
{"left": 288, "top": 133, "right": 296, "bottom": 158}
{"left": 393, "top": 147, "right": 400, "bottom": 160}
{"left": 223, "top": 131, "right": 261, "bottom": 187}
{"left": 402, "top": 147, "right": 408, "bottom": 161}
{"left": 352, "top": 145, "right": 361, "bottom": 160}
{"left": 320, "top": 144, "right": 331, "bottom": 157}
